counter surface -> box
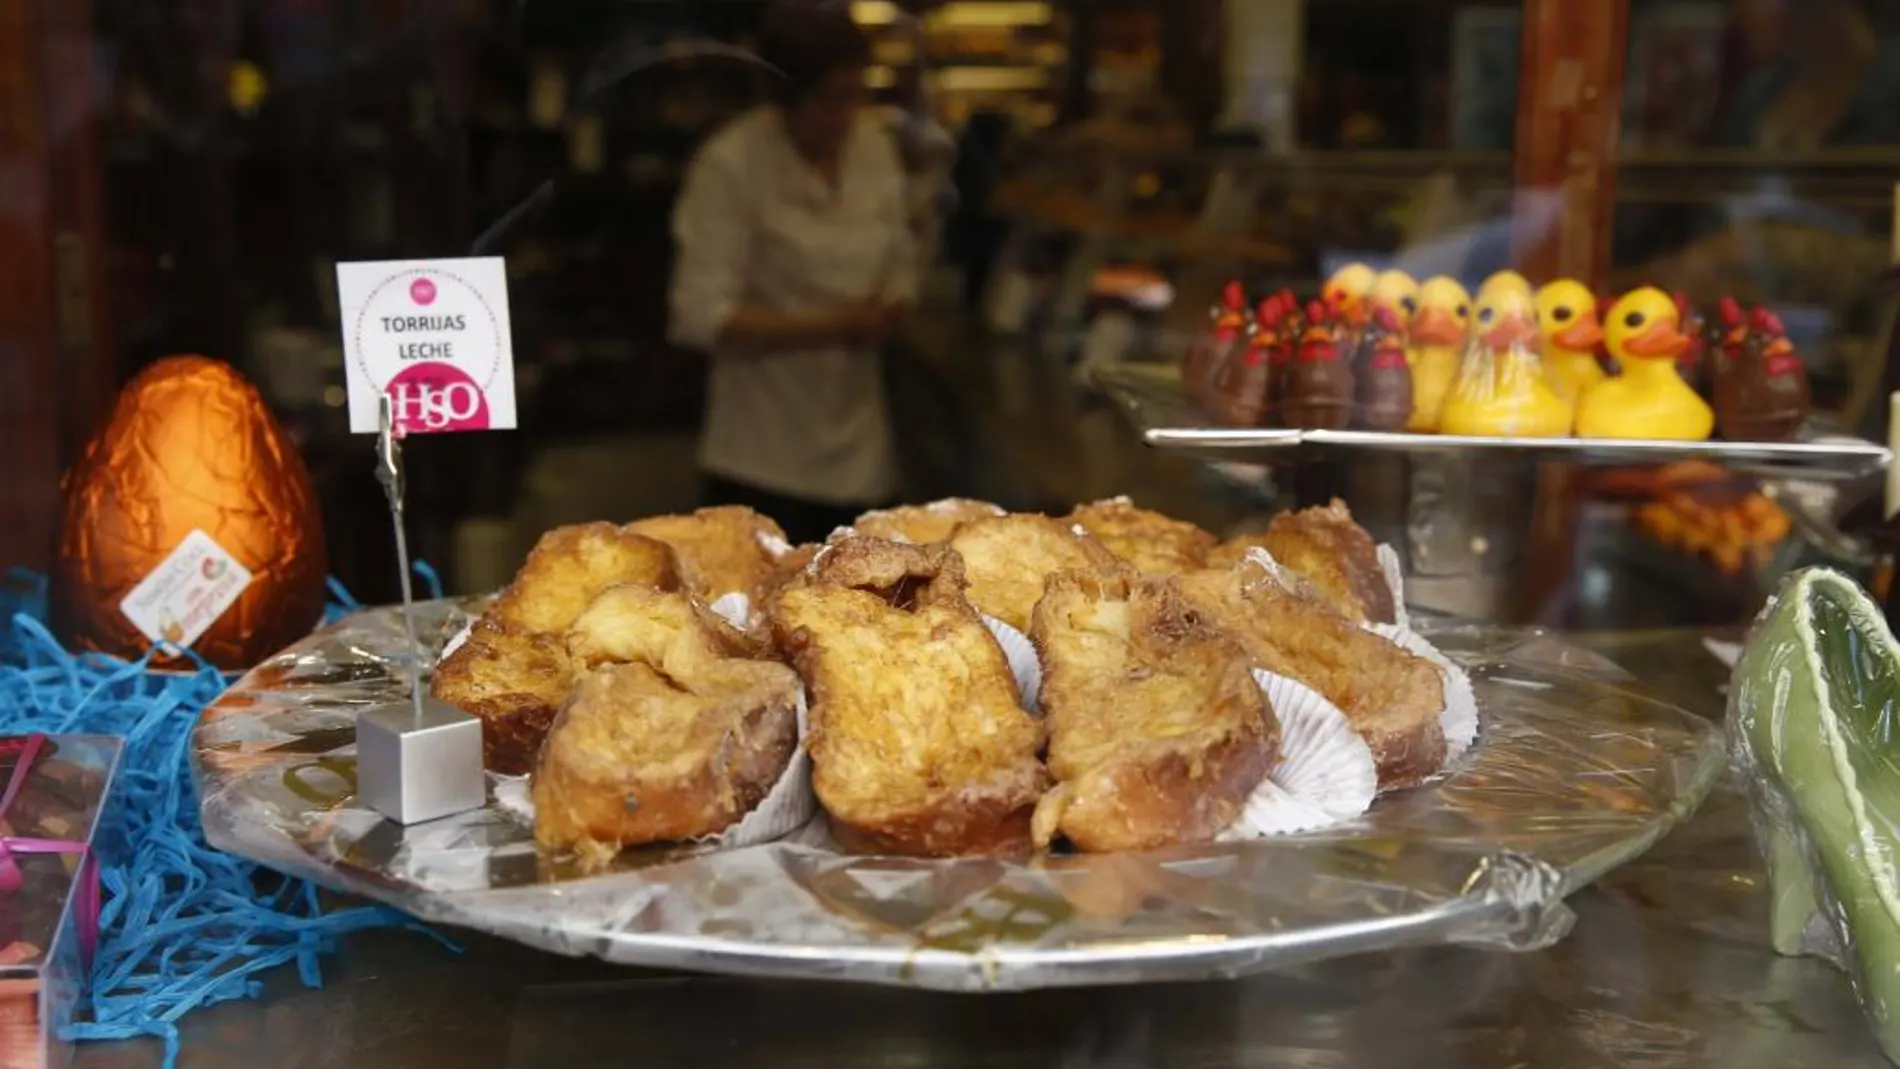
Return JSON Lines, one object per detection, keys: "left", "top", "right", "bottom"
{"left": 74, "top": 630, "right": 1890, "bottom": 1069}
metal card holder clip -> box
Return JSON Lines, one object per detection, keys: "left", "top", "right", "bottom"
{"left": 354, "top": 395, "right": 486, "bottom": 825}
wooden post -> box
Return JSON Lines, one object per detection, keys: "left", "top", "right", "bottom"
{"left": 0, "top": 0, "right": 115, "bottom": 572}
{"left": 1512, "top": 0, "right": 1630, "bottom": 624}
{"left": 1511, "top": 0, "right": 1629, "bottom": 286}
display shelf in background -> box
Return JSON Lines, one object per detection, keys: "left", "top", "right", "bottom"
{"left": 1093, "top": 363, "right": 1892, "bottom": 484}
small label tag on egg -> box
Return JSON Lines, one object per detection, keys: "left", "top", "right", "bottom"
{"left": 118, "top": 530, "right": 253, "bottom": 650}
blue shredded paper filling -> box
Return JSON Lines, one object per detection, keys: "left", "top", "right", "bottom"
{"left": 0, "top": 566, "right": 454, "bottom": 1067}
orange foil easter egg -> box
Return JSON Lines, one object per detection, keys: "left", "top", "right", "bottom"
{"left": 51, "top": 356, "right": 327, "bottom": 670}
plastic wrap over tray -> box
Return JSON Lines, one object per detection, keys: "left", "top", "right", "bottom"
{"left": 191, "top": 599, "right": 1723, "bottom": 990}
{"left": 1728, "top": 568, "right": 1900, "bottom": 1064}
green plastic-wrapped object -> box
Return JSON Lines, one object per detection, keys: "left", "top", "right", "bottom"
{"left": 1730, "top": 568, "right": 1900, "bottom": 1062}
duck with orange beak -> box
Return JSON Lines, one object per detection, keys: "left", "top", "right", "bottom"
{"left": 1534, "top": 279, "right": 1606, "bottom": 402}
{"left": 1575, "top": 286, "right": 1713, "bottom": 440}
{"left": 1404, "top": 276, "right": 1470, "bottom": 431}
{"left": 1321, "top": 263, "right": 1377, "bottom": 329}
{"left": 1440, "top": 284, "right": 1573, "bottom": 437}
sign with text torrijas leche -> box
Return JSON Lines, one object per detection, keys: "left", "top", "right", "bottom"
{"left": 337, "top": 257, "right": 518, "bottom": 435}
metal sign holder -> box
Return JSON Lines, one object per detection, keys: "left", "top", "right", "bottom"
{"left": 354, "top": 396, "right": 487, "bottom": 826}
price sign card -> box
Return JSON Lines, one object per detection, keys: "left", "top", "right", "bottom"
{"left": 337, "top": 257, "right": 517, "bottom": 435}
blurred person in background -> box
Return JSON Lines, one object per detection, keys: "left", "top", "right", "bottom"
{"left": 670, "top": 0, "right": 915, "bottom": 544}
{"left": 945, "top": 109, "right": 1015, "bottom": 310}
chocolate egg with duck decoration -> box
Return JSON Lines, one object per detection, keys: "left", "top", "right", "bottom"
{"left": 51, "top": 356, "right": 327, "bottom": 670}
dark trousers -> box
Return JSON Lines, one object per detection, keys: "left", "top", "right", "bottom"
{"left": 699, "top": 472, "right": 879, "bottom": 547}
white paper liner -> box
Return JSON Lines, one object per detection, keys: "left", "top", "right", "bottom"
{"left": 708, "top": 592, "right": 752, "bottom": 631}
{"left": 1241, "top": 546, "right": 1294, "bottom": 585}
{"left": 755, "top": 530, "right": 794, "bottom": 560}
{"left": 493, "top": 773, "right": 533, "bottom": 821}
{"left": 1376, "top": 543, "right": 1409, "bottom": 629}
{"left": 1371, "top": 623, "right": 1479, "bottom": 764}
{"left": 715, "top": 686, "right": 815, "bottom": 847}
{"left": 441, "top": 618, "right": 474, "bottom": 661}
{"left": 491, "top": 687, "right": 816, "bottom": 850}
{"left": 981, "top": 615, "right": 1041, "bottom": 712}
{"left": 1222, "top": 670, "right": 1379, "bottom": 839}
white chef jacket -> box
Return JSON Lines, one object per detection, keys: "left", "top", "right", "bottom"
{"left": 670, "top": 106, "right": 918, "bottom": 505}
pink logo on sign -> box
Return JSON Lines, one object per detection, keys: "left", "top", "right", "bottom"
{"left": 409, "top": 278, "right": 437, "bottom": 306}
{"left": 385, "top": 362, "right": 490, "bottom": 434}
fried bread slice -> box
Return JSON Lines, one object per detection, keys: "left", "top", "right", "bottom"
{"left": 1030, "top": 570, "right": 1277, "bottom": 851}
{"left": 1067, "top": 498, "right": 1216, "bottom": 576}
{"left": 1177, "top": 558, "right": 1445, "bottom": 787}
{"left": 532, "top": 658, "right": 799, "bottom": 864}
{"left": 946, "top": 514, "right": 1125, "bottom": 631}
{"left": 488, "top": 523, "right": 680, "bottom": 635}
{"left": 771, "top": 538, "right": 1045, "bottom": 855}
{"left": 431, "top": 619, "right": 573, "bottom": 774}
{"left": 625, "top": 506, "right": 790, "bottom": 606}
{"left": 850, "top": 498, "right": 1005, "bottom": 544}
{"left": 1210, "top": 500, "right": 1394, "bottom": 624}
{"left": 567, "top": 582, "right": 771, "bottom": 669}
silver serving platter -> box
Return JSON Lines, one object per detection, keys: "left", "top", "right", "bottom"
{"left": 192, "top": 599, "right": 1722, "bottom": 991}
{"left": 1096, "top": 364, "right": 1891, "bottom": 482}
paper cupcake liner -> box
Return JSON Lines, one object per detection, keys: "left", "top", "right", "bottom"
{"left": 708, "top": 592, "right": 752, "bottom": 631}
{"left": 1376, "top": 543, "right": 1409, "bottom": 630}
{"left": 1223, "top": 670, "right": 1378, "bottom": 838}
{"left": 492, "top": 773, "right": 533, "bottom": 822}
{"left": 756, "top": 530, "right": 794, "bottom": 560}
{"left": 716, "top": 686, "right": 816, "bottom": 847}
{"left": 1371, "top": 623, "right": 1480, "bottom": 764}
{"left": 981, "top": 615, "right": 1042, "bottom": 713}
{"left": 440, "top": 618, "right": 474, "bottom": 661}
{"left": 1241, "top": 546, "right": 1296, "bottom": 587}
{"left": 487, "top": 687, "right": 817, "bottom": 850}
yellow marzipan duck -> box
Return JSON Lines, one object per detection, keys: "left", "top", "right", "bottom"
{"left": 1477, "top": 269, "right": 1532, "bottom": 303}
{"left": 1322, "top": 263, "right": 1377, "bottom": 325}
{"left": 1440, "top": 284, "right": 1572, "bottom": 437}
{"left": 1575, "top": 286, "right": 1713, "bottom": 440}
{"left": 1366, "top": 269, "right": 1418, "bottom": 321}
{"left": 1535, "top": 279, "right": 1606, "bottom": 402}
{"left": 1405, "top": 276, "right": 1470, "bottom": 432}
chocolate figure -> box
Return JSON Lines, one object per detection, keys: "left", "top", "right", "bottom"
{"left": 1280, "top": 300, "right": 1355, "bottom": 430}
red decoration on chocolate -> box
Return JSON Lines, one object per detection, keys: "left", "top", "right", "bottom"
{"left": 1184, "top": 281, "right": 1253, "bottom": 412}
{"left": 1713, "top": 301, "right": 1810, "bottom": 442}
{"left": 1210, "top": 297, "right": 1276, "bottom": 427}
{"left": 1355, "top": 306, "right": 1413, "bottom": 431}
{"left": 1671, "top": 291, "right": 1708, "bottom": 394}
{"left": 1282, "top": 303, "right": 1354, "bottom": 429}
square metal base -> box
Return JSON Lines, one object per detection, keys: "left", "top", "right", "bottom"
{"left": 356, "top": 697, "right": 487, "bottom": 825}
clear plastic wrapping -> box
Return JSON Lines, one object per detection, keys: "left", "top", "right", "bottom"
{"left": 192, "top": 600, "right": 1722, "bottom": 990}
{"left": 1728, "top": 568, "right": 1900, "bottom": 1062}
